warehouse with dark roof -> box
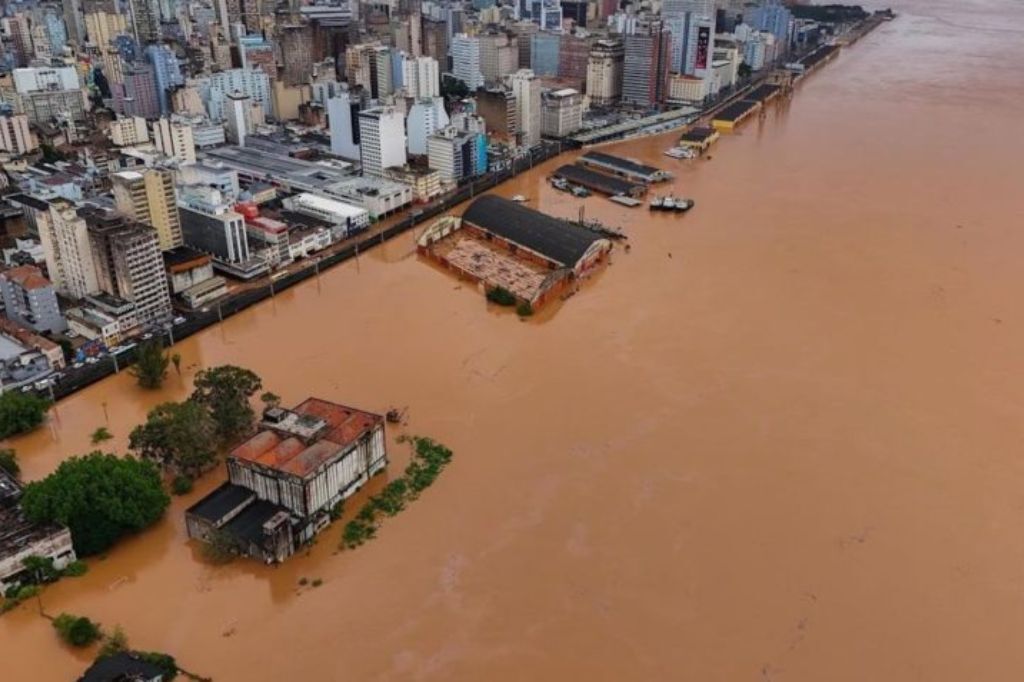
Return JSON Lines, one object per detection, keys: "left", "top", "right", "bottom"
{"left": 417, "top": 195, "right": 612, "bottom": 308}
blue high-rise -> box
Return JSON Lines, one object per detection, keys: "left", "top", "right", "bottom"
{"left": 751, "top": 0, "right": 793, "bottom": 50}
{"left": 145, "top": 44, "right": 184, "bottom": 116}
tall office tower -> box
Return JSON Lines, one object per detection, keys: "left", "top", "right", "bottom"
{"left": 508, "top": 69, "right": 540, "bottom": 148}
{"left": 84, "top": 11, "right": 128, "bottom": 48}
{"left": 85, "top": 209, "right": 173, "bottom": 325}
{"left": 663, "top": 0, "right": 716, "bottom": 85}
{"left": 36, "top": 199, "right": 100, "bottom": 300}
{"left": 586, "top": 38, "right": 624, "bottom": 107}
{"left": 3, "top": 15, "right": 34, "bottom": 67}
{"left": 117, "top": 63, "right": 161, "bottom": 119}
{"left": 421, "top": 18, "right": 449, "bottom": 70}
{"left": 145, "top": 44, "right": 185, "bottom": 116}
{"left": 479, "top": 30, "right": 518, "bottom": 83}
{"left": 223, "top": 92, "right": 251, "bottom": 146}
{"left": 280, "top": 24, "right": 314, "bottom": 86}
{"left": 128, "top": 0, "right": 161, "bottom": 44}
{"left": 152, "top": 117, "right": 197, "bottom": 164}
{"left": 622, "top": 20, "right": 671, "bottom": 109}
{"left": 401, "top": 56, "right": 440, "bottom": 99}
{"left": 372, "top": 46, "right": 394, "bottom": 97}
{"left": 558, "top": 31, "right": 590, "bottom": 86}
{"left": 111, "top": 169, "right": 184, "bottom": 251}
{"left": 451, "top": 33, "right": 484, "bottom": 90}
{"left": 357, "top": 107, "right": 408, "bottom": 176}
{"left": 328, "top": 90, "right": 364, "bottom": 159}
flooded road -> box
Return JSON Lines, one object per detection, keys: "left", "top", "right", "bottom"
{"left": 5, "top": 1, "right": 1024, "bottom": 679}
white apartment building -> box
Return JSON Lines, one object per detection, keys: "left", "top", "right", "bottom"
{"left": 152, "top": 117, "right": 197, "bottom": 164}
{"left": 357, "top": 107, "right": 407, "bottom": 177}
{"left": 406, "top": 98, "right": 450, "bottom": 155}
{"left": 35, "top": 199, "right": 100, "bottom": 300}
{"left": 0, "top": 114, "right": 36, "bottom": 155}
{"left": 508, "top": 69, "right": 541, "bottom": 148}
{"left": 109, "top": 116, "right": 150, "bottom": 146}
{"left": 12, "top": 66, "right": 80, "bottom": 93}
{"left": 206, "top": 68, "right": 271, "bottom": 120}
{"left": 451, "top": 34, "right": 485, "bottom": 90}
{"left": 541, "top": 88, "right": 583, "bottom": 137}
{"left": 401, "top": 55, "right": 440, "bottom": 99}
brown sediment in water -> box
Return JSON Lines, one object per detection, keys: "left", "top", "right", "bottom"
{"left": 5, "top": 2, "right": 1024, "bottom": 679}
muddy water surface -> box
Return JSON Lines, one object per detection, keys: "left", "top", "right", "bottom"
{"left": 4, "top": 2, "right": 1024, "bottom": 679}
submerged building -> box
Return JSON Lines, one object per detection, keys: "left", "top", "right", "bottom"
{"left": 186, "top": 398, "right": 387, "bottom": 563}
{"left": 0, "top": 470, "right": 76, "bottom": 591}
{"left": 417, "top": 195, "right": 612, "bottom": 309}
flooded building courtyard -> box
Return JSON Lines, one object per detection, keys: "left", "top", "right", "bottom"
{"left": 3, "top": 1, "right": 1024, "bottom": 679}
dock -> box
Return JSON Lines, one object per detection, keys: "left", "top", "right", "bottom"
{"left": 577, "top": 151, "right": 673, "bottom": 184}
{"left": 712, "top": 100, "right": 762, "bottom": 131}
{"left": 552, "top": 165, "right": 646, "bottom": 198}
{"left": 609, "top": 195, "right": 642, "bottom": 208}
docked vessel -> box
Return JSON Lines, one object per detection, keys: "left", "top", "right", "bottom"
{"left": 649, "top": 195, "right": 695, "bottom": 212}
{"left": 664, "top": 147, "right": 697, "bottom": 160}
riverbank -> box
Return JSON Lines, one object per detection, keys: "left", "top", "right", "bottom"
{"left": 5, "top": 2, "right": 1024, "bottom": 679}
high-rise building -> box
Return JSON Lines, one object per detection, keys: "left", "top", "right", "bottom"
{"left": 207, "top": 68, "right": 272, "bottom": 120}
{"left": 451, "top": 34, "right": 484, "bottom": 91}
{"left": 401, "top": 56, "right": 440, "bottom": 99}
{"left": 109, "top": 116, "right": 150, "bottom": 146}
{"left": 508, "top": 69, "right": 541, "bottom": 148}
{"left": 224, "top": 92, "right": 251, "bottom": 146}
{"left": 145, "top": 44, "right": 184, "bottom": 115}
{"left": 0, "top": 265, "right": 67, "bottom": 335}
{"left": 622, "top": 21, "right": 671, "bottom": 109}
{"left": 328, "top": 90, "right": 365, "bottom": 160}
{"left": 530, "top": 32, "right": 559, "bottom": 76}
{"left": 558, "top": 32, "right": 591, "bottom": 87}
{"left": 116, "top": 63, "right": 161, "bottom": 119}
{"left": 111, "top": 169, "right": 184, "bottom": 251}
{"left": 84, "top": 10, "right": 126, "bottom": 48}
{"left": 479, "top": 31, "right": 519, "bottom": 84}
{"left": 586, "top": 38, "right": 624, "bottom": 107}
{"left": 357, "top": 107, "right": 408, "bottom": 177}
{"left": 128, "top": 0, "right": 161, "bottom": 44}
{"left": 84, "top": 208, "right": 173, "bottom": 326}
{"left": 406, "top": 98, "right": 450, "bottom": 155}
{"left": 152, "top": 117, "right": 196, "bottom": 164}
{"left": 541, "top": 88, "right": 583, "bottom": 137}
{"left": 34, "top": 199, "right": 100, "bottom": 300}
{"left": 280, "top": 24, "right": 314, "bottom": 86}
{"left": 178, "top": 186, "right": 266, "bottom": 279}
{"left": 663, "top": 0, "right": 717, "bottom": 90}
{"left": 0, "top": 114, "right": 37, "bottom": 155}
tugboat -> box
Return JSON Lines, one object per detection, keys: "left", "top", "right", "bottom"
{"left": 570, "top": 185, "right": 591, "bottom": 198}
{"left": 650, "top": 194, "right": 695, "bottom": 212}
{"left": 664, "top": 146, "right": 696, "bottom": 160}
{"left": 551, "top": 177, "right": 570, "bottom": 191}
{"left": 511, "top": 194, "right": 528, "bottom": 202}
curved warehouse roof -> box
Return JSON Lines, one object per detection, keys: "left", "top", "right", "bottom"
{"left": 461, "top": 195, "right": 606, "bottom": 268}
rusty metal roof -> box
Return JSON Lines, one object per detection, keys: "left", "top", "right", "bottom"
{"left": 229, "top": 398, "right": 383, "bottom": 479}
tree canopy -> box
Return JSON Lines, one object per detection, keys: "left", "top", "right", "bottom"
{"left": 21, "top": 452, "right": 170, "bottom": 557}
{"left": 0, "top": 391, "right": 50, "bottom": 440}
{"left": 129, "top": 401, "right": 217, "bottom": 478}
{"left": 0, "top": 448, "right": 19, "bottom": 478}
{"left": 130, "top": 341, "right": 169, "bottom": 389}
{"left": 190, "top": 365, "right": 263, "bottom": 445}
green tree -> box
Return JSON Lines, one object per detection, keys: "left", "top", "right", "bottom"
{"left": 52, "top": 613, "right": 102, "bottom": 647}
{"left": 738, "top": 63, "right": 753, "bottom": 79}
{"left": 58, "top": 338, "right": 75, "bottom": 364}
{"left": 130, "top": 341, "right": 169, "bottom": 389}
{"left": 21, "top": 452, "right": 170, "bottom": 556}
{"left": 0, "top": 391, "right": 50, "bottom": 439}
{"left": 190, "top": 366, "right": 263, "bottom": 445}
{"left": 97, "top": 625, "right": 128, "bottom": 658}
{"left": 21, "top": 555, "right": 59, "bottom": 584}
{"left": 128, "top": 401, "right": 217, "bottom": 478}
{"left": 260, "top": 391, "right": 281, "bottom": 410}
{"left": 441, "top": 74, "right": 471, "bottom": 99}
{"left": 90, "top": 426, "right": 113, "bottom": 445}
{"left": 0, "top": 448, "right": 19, "bottom": 478}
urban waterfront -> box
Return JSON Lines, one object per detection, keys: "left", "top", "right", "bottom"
{"left": 4, "top": 1, "right": 1024, "bottom": 680}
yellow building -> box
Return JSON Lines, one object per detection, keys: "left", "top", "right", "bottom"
{"left": 111, "top": 169, "right": 183, "bottom": 251}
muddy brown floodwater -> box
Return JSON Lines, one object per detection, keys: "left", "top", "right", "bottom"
{"left": 4, "top": 1, "right": 1024, "bottom": 679}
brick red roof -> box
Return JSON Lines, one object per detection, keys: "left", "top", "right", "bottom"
{"left": 2, "top": 265, "right": 51, "bottom": 291}
{"left": 229, "top": 398, "right": 383, "bottom": 478}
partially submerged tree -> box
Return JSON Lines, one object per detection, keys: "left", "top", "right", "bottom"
{"left": 260, "top": 391, "right": 281, "bottom": 411}
{"left": 21, "top": 452, "right": 170, "bottom": 556}
{"left": 90, "top": 427, "right": 113, "bottom": 445}
{"left": 190, "top": 365, "right": 262, "bottom": 445}
{"left": 129, "top": 401, "right": 217, "bottom": 478}
{"left": 171, "top": 353, "right": 182, "bottom": 376}
{"left": 52, "top": 613, "right": 102, "bottom": 647}
{"left": 0, "top": 448, "right": 19, "bottom": 478}
{"left": 130, "top": 341, "right": 169, "bottom": 389}
{"left": 0, "top": 391, "right": 50, "bottom": 439}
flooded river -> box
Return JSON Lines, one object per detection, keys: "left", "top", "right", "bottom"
{"left": 4, "top": 1, "right": 1024, "bottom": 679}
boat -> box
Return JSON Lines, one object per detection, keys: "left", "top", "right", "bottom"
{"left": 663, "top": 147, "right": 696, "bottom": 160}
{"left": 571, "top": 185, "right": 591, "bottom": 198}
{"left": 511, "top": 195, "right": 528, "bottom": 202}
{"left": 650, "top": 195, "right": 695, "bottom": 212}
{"left": 550, "top": 177, "right": 570, "bottom": 191}
{"left": 609, "top": 195, "right": 643, "bottom": 207}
